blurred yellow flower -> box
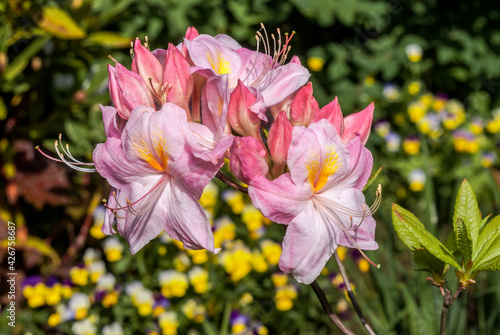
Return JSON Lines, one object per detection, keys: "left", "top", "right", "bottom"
{"left": 408, "top": 81, "right": 421, "bottom": 95}
{"left": 274, "top": 285, "right": 297, "bottom": 311}
{"left": 307, "top": 57, "right": 325, "bottom": 72}
{"left": 261, "top": 239, "right": 282, "bottom": 266}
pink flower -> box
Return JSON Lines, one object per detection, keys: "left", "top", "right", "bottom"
{"left": 230, "top": 136, "right": 269, "bottom": 185}
{"left": 227, "top": 80, "right": 266, "bottom": 138}
{"left": 184, "top": 27, "right": 310, "bottom": 108}
{"left": 93, "top": 103, "right": 219, "bottom": 254}
{"left": 247, "top": 120, "right": 378, "bottom": 284}
{"left": 108, "top": 40, "right": 193, "bottom": 119}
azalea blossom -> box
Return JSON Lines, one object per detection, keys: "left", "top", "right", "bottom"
{"left": 247, "top": 121, "right": 379, "bottom": 284}
{"left": 93, "top": 103, "right": 219, "bottom": 254}
{"left": 184, "top": 24, "right": 310, "bottom": 108}
{"left": 108, "top": 40, "right": 193, "bottom": 119}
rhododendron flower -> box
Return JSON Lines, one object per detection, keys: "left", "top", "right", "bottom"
{"left": 184, "top": 26, "right": 310, "bottom": 107}
{"left": 93, "top": 103, "right": 218, "bottom": 254}
{"left": 248, "top": 120, "right": 379, "bottom": 284}
{"left": 108, "top": 40, "right": 193, "bottom": 119}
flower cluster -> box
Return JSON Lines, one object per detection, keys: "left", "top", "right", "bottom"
{"left": 43, "top": 25, "right": 378, "bottom": 285}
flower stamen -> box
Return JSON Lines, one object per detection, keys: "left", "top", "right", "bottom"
{"left": 36, "top": 134, "right": 96, "bottom": 172}
{"left": 313, "top": 184, "right": 382, "bottom": 269}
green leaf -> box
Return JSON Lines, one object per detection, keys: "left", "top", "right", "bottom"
{"left": 39, "top": 7, "right": 86, "bottom": 39}
{"left": 472, "top": 215, "right": 500, "bottom": 272}
{"left": 363, "top": 165, "right": 384, "bottom": 192}
{"left": 392, "top": 203, "right": 461, "bottom": 269}
{"left": 83, "top": 32, "right": 132, "bottom": 48}
{"left": 455, "top": 218, "right": 472, "bottom": 263}
{"left": 445, "top": 230, "right": 458, "bottom": 255}
{"left": 453, "top": 179, "right": 482, "bottom": 258}
{"left": 413, "top": 248, "right": 446, "bottom": 274}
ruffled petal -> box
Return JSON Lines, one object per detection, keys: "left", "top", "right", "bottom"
{"left": 248, "top": 174, "right": 310, "bottom": 224}
{"left": 279, "top": 208, "right": 337, "bottom": 284}
{"left": 163, "top": 179, "right": 216, "bottom": 252}
{"left": 316, "top": 188, "right": 378, "bottom": 250}
{"left": 114, "top": 176, "right": 169, "bottom": 254}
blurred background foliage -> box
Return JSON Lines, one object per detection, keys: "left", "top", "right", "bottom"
{"left": 1, "top": 0, "right": 500, "bottom": 334}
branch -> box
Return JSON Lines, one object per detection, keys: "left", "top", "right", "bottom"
{"left": 334, "top": 251, "right": 376, "bottom": 335}
{"left": 216, "top": 171, "right": 248, "bottom": 194}
{"left": 440, "top": 286, "right": 466, "bottom": 335}
{"left": 310, "top": 280, "right": 355, "bottom": 335}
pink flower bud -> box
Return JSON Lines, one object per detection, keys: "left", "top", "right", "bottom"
{"left": 268, "top": 111, "right": 293, "bottom": 166}
{"left": 290, "top": 55, "right": 301, "bottom": 65}
{"left": 230, "top": 136, "right": 269, "bottom": 184}
{"left": 268, "top": 89, "right": 297, "bottom": 120}
{"left": 163, "top": 43, "right": 193, "bottom": 112}
{"left": 227, "top": 80, "right": 265, "bottom": 138}
{"left": 108, "top": 63, "right": 155, "bottom": 119}
{"left": 131, "top": 38, "right": 162, "bottom": 93}
{"left": 185, "top": 27, "right": 199, "bottom": 40}
{"left": 290, "top": 82, "right": 319, "bottom": 126}
{"left": 311, "top": 96, "right": 343, "bottom": 135}
{"left": 342, "top": 102, "right": 374, "bottom": 145}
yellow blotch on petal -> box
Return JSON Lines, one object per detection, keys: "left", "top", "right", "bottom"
{"left": 206, "top": 48, "right": 231, "bottom": 75}
{"left": 307, "top": 146, "right": 342, "bottom": 192}
{"left": 133, "top": 130, "right": 169, "bottom": 172}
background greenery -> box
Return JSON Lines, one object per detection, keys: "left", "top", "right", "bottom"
{"left": 1, "top": 0, "right": 500, "bottom": 334}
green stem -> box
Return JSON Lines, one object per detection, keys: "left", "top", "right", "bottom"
{"left": 220, "top": 300, "right": 232, "bottom": 335}
{"left": 420, "top": 135, "right": 437, "bottom": 233}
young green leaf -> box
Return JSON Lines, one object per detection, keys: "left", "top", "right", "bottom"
{"left": 472, "top": 216, "right": 500, "bottom": 272}
{"left": 363, "top": 165, "right": 384, "bottom": 192}
{"left": 444, "top": 230, "right": 458, "bottom": 256}
{"left": 453, "top": 179, "right": 482, "bottom": 255}
{"left": 413, "top": 248, "right": 446, "bottom": 274}
{"left": 392, "top": 203, "right": 461, "bottom": 269}
{"left": 455, "top": 218, "right": 472, "bottom": 264}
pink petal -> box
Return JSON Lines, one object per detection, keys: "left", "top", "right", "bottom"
{"left": 93, "top": 139, "right": 150, "bottom": 189}
{"left": 279, "top": 209, "right": 337, "bottom": 284}
{"left": 311, "top": 96, "right": 343, "bottom": 135}
{"left": 102, "top": 189, "right": 117, "bottom": 235}
{"left": 185, "top": 27, "right": 199, "bottom": 40}
{"left": 122, "top": 104, "right": 186, "bottom": 170}
{"left": 258, "top": 62, "right": 310, "bottom": 107}
{"left": 163, "top": 179, "right": 216, "bottom": 252}
{"left": 343, "top": 136, "right": 373, "bottom": 191}
{"left": 169, "top": 148, "right": 224, "bottom": 199}
{"left": 342, "top": 102, "right": 374, "bottom": 145}
{"left": 287, "top": 121, "right": 349, "bottom": 191}
{"left": 227, "top": 80, "right": 263, "bottom": 138}
{"left": 100, "top": 105, "right": 124, "bottom": 139}
{"left": 201, "top": 75, "right": 230, "bottom": 138}
{"left": 268, "top": 111, "right": 293, "bottom": 165}
{"left": 114, "top": 177, "right": 170, "bottom": 254}
{"left": 185, "top": 35, "right": 241, "bottom": 79}
{"left": 248, "top": 174, "right": 310, "bottom": 224}
{"left": 131, "top": 38, "right": 163, "bottom": 92}
{"left": 318, "top": 188, "right": 378, "bottom": 250}
{"left": 230, "top": 136, "right": 269, "bottom": 184}
{"left": 290, "top": 55, "right": 301, "bottom": 65}
{"left": 163, "top": 43, "right": 193, "bottom": 111}
{"left": 290, "top": 81, "right": 319, "bottom": 126}
{"left": 114, "top": 63, "right": 155, "bottom": 114}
